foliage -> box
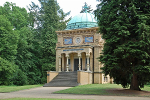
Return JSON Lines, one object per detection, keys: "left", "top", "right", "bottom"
{"left": 0, "top": 57, "right": 18, "bottom": 85}
{"left": 0, "top": 2, "right": 28, "bottom": 30}
{"left": 11, "top": 69, "right": 28, "bottom": 86}
{"left": 0, "top": 15, "right": 18, "bottom": 61}
{"left": 39, "top": 0, "right": 59, "bottom": 83}
{"left": 15, "top": 27, "right": 42, "bottom": 85}
{"left": 0, "top": 2, "right": 41, "bottom": 85}
{"left": 32, "top": 0, "right": 70, "bottom": 83}
{"left": 0, "top": 1, "right": 70, "bottom": 85}
{"left": 0, "top": 14, "right": 19, "bottom": 85}
{"left": 95, "top": 0, "right": 150, "bottom": 90}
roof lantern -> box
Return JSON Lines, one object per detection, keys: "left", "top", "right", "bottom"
{"left": 65, "top": 3, "right": 98, "bottom": 30}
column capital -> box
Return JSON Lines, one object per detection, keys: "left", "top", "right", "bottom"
{"left": 58, "top": 55, "right": 62, "bottom": 58}
{"left": 66, "top": 54, "right": 69, "bottom": 57}
{"left": 78, "top": 53, "right": 81, "bottom": 57}
{"left": 86, "top": 52, "right": 90, "bottom": 57}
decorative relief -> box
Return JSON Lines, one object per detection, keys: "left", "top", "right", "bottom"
{"left": 74, "top": 36, "right": 83, "bottom": 45}
{"left": 84, "top": 36, "right": 94, "bottom": 43}
{"left": 63, "top": 37, "right": 73, "bottom": 45}
{"left": 75, "top": 37, "right": 82, "bottom": 44}
{"left": 95, "top": 39, "right": 99, "bottom": 43}
{"left": 56, "top": 42, "right": 61, "bottom": 46}
{"left": 57, "top": 34, "right": 62, "bottom": 38}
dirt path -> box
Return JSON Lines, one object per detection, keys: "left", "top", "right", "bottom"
{"left": 0, "top": 87, "right": 150, "bottom": 100}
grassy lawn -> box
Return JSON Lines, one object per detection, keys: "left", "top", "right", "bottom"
{"left": 1, "top": 98, "right": 87, "bottom": 100}
{"left": 0, "top": 84, "right": 43, "bottom": 93}
{"left": 54, "top": 84, "right": 122, "bottom": 95}
{"left": 54, "top": 84, "right": 150, "bottom": 96}
{"left": 142, "top": 85, "right": 150, "bottom": 91}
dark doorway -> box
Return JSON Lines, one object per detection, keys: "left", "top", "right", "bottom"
{"left": 74, "top": 59, "right": 82, "bottom": 71}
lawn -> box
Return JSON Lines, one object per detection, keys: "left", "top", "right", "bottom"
{"left": 54, "top": 84, "right": 150, "bottom": 96}
{"left": 54, "top": 84, "right": 122, "bottom": 95}
{"left": 1, "top": 98, "right": 87, "bottom": 100}
{"left": 0, "top": 84, "right": 43, "bottom": 93}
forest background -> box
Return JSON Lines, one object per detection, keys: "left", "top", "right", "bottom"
{"left": 0, "top": 0, "right": 70, "bottom": 85}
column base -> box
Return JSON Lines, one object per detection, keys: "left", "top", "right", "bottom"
{"left": 66, "top": 66, "right": 69, "bottom": 72}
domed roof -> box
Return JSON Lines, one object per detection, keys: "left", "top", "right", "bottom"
{"left": 65, "top": 3, "right": 98, "bottom": 30}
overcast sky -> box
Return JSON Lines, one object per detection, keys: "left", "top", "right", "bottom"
{"left": 0, "top": 0, "right": 99, "bottom": 18}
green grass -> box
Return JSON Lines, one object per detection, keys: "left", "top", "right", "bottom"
{"left": 1, "top": 98, "right": 87, "bottom": 100}
{"left": 54, "top": 84, "right": 150, "bottom": 96}
{"left": 0, "top": 84, "right": 43, "bottom": 93}
{"left": 142, "top": 85, "right": 150, "bottom": 91}
{"left": 54, "top": 84, "right": 122, "bottom": 95}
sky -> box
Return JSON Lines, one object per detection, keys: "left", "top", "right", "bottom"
{"left": 0, "top": 0, "right": 99, "bottom": 18}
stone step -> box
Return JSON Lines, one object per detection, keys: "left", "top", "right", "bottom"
{"left": 43, "top": 72, "right": 79, "bottom": 87}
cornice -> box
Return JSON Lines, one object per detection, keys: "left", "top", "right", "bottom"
{"left": 56, "top": 27, "right": 99, "bottom": 36}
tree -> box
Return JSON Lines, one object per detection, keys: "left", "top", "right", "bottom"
{"left": 0, "top": 15, "right": 19, "bottom": 85}
{"left": 0, "top": 2, "right": 43, "bottom": 85}
{"left": 15, "top": 27, "right": 42, "bottom": 84}
{"left": 0, "top": 15, "right": 18, "bottom": 61}
{"left": 0, "top": 1, "right": 70, "bottom": 85}
{"left": 32, "top": 0, "right": 70, "bottom": 83}
{"left": 1, "top": 2, "right": 28, "bottom": 30}
{"left": 28, "top": 2, "right": 41, "bottom": 28}
{"left": 38, "top": 0, "right": 60, "bottom": 82}
{"left": 0, "top": 57, "right": 18, "bottom": 85}
{"left": 95, "top": 0, "right": 150, "bottom": 90}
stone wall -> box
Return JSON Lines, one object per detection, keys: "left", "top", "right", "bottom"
{"left": 77, "top": 70, "right": 93, "bottom": 85}
{"left": 47, "top": 71, "right": 58, "bottom": 83}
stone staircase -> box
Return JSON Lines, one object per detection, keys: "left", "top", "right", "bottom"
{"left": 43, "top": 72, "right": 79, "bottom": 87}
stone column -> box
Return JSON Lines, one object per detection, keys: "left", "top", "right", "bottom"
{"left": 58, "top": 56, "right": 61, "bottom": 72}
{"left": 62, "top": 54, "right": 65, "bottom": 71}
{"left": 78, "top": 53, "right": 81, "bottom": 70}
{"left": 82, "top": 53, "right": 86, "bottom": 71}
{"left": 66, "top": 54, "right": 69, "bottom": 72}
{"left": 90, "top": 52, "right": 93, "bottom": 71}
{"left": 86, "top": 53, "right": 90, "bottom": 71}
{"left": 70, "top": 54, "right": 74, "bottom": 71}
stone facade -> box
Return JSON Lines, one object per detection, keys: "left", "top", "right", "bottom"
{"left": 46, "top": 3, "right": 113, "bottom": 85}
{"left": 46, "top": 27, "right": 113, "bottom": 85}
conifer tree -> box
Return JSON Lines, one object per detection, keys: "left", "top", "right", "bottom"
{"left": 38, "top": 0, "right": 70, "bottom": 82}
{"left": 95, "top": 0, "right": 150, "bottom": 90}
{"left": 28, "top": 0, "right": 70, "bottom": 83}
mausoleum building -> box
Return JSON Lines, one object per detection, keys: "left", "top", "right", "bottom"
{"left": 45, "top": 3, "right": 113, "bottom": 87}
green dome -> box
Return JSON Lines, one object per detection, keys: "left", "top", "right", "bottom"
{"left": 65, "top": 12, "right": 98, "bottom": 30}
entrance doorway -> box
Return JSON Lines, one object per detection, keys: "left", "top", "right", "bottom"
{"left": 74, "top": 59, "right": 82, "bottom": 71}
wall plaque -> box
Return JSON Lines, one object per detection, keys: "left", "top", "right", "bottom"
{"left": 85, "top": 36, "right": 94, "bottom": 43}
{"left": 64, "top": 37, "right": 73, "bottom": 45}
{"left": 63, "top": 49, "right": 84, "bottom": 52}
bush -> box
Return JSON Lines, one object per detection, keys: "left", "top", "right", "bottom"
{"left": 0, "top": 57, "right": 18, "bottom": 85}
{"left": 11, "top": 69, "right": 28, "bottom": 86}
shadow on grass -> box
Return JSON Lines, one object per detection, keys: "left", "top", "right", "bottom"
{"left": 54, "top": 84, "right": 150, "bottom": 97}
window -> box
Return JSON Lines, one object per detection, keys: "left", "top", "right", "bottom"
{"left": 104, "top": 76, "right": 108, "bottom": 82}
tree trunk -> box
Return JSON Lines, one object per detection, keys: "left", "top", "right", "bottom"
{"left": 130, "top": 72, "right": 141, "bottom": 91}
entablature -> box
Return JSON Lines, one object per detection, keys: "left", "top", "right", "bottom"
{"left": 56, "top": 27, "right": 99, "bottom": 36}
